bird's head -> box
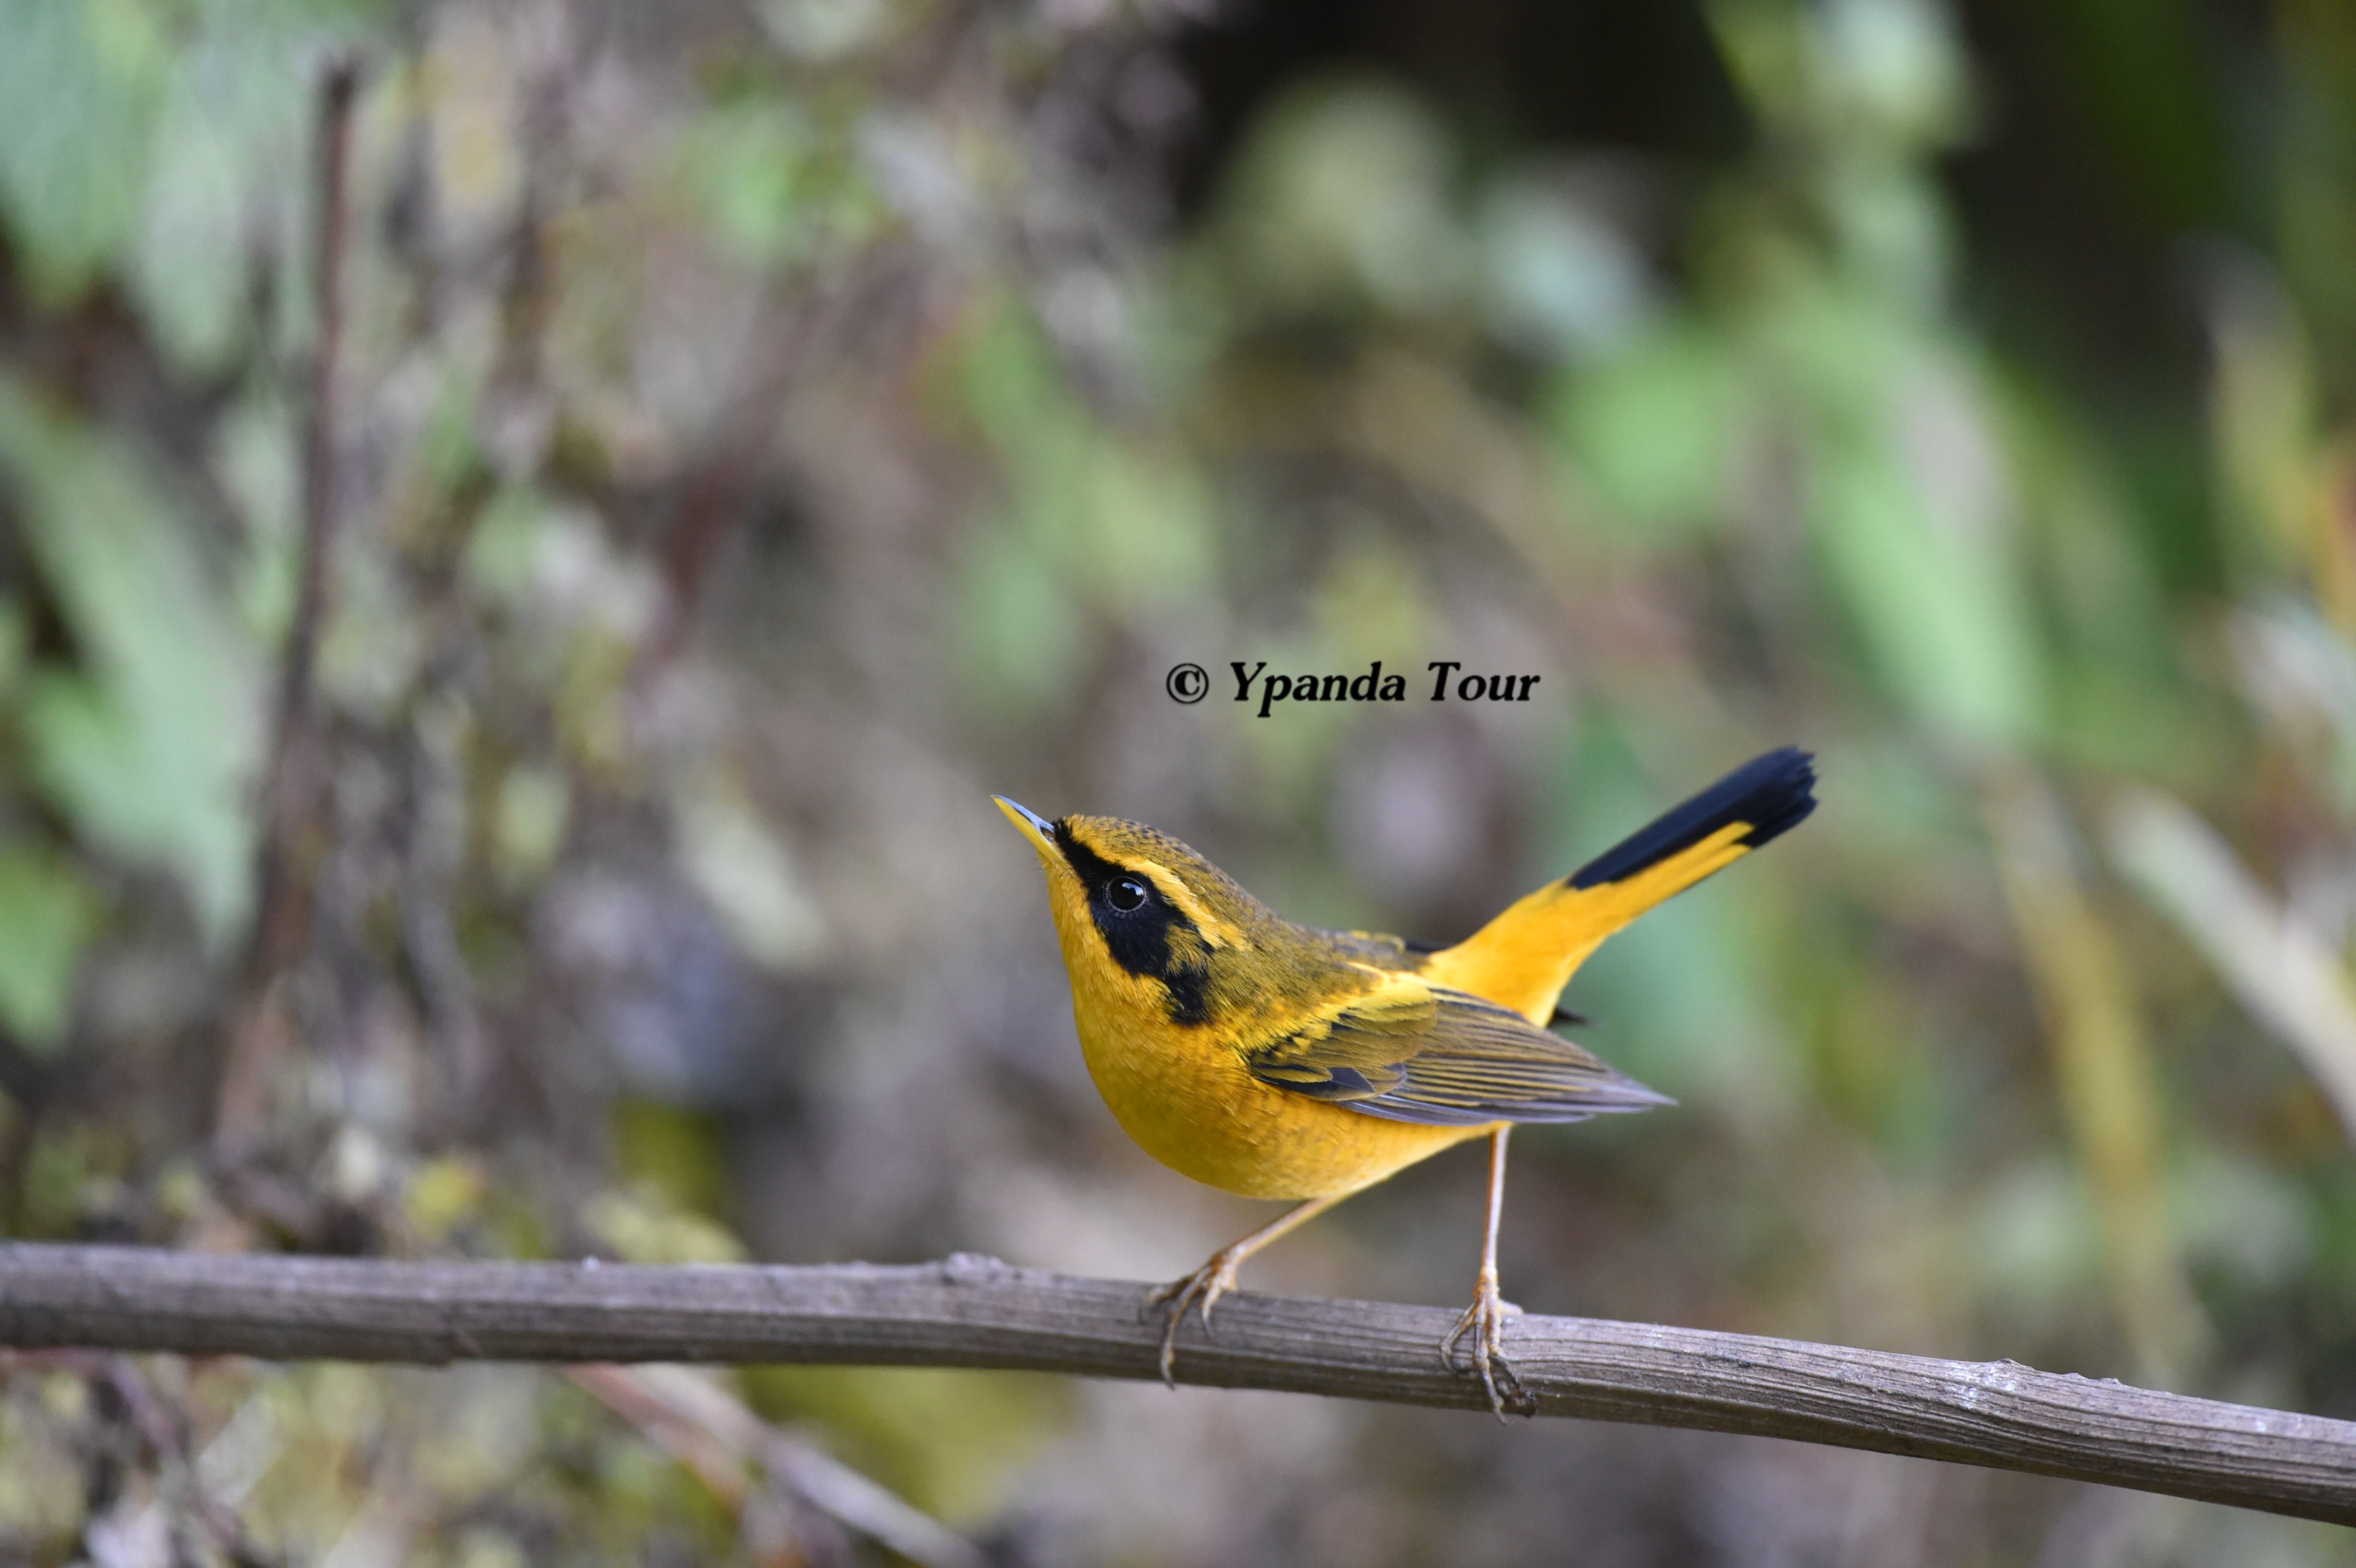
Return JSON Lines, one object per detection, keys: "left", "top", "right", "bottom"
{"left": 994, "top": 797, "right": 1272, "bottom": 1026}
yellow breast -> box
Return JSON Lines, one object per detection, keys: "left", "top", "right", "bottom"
{"left": 1050, "top": 897, "right": 1485, "bottom": 1200}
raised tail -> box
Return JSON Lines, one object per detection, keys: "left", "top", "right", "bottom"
{"left": 1419, "top": 748, "right": 1817, "bottom": 1021}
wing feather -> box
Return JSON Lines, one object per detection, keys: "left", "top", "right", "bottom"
{"left": 1243, "top": 974, "right": 1670, "bottom": 1127}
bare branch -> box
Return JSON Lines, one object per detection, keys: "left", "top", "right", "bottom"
{"left": 0, "top": 1244, "right": 2348, "bottom": 1524}
{"left": 216, "top": 54, "right": 366, "bottom": 1155}
{"left": 571, "top": 1363, "right": 984, "bottom": 1568}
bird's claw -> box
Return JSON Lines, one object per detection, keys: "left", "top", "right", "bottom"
{"left": 1145, "top": 1252, "right": 1243, "bottom": 1388}
{"left": 1440, "top": 1271, "right": 1533, "bottom": 1420}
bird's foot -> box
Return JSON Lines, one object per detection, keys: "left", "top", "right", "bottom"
{"left": 1144, "top": 1248, "right": 1245, "bottom": 1388}
{"left": 1440, "top": 1268, "right": 1533, "bottom": 1421}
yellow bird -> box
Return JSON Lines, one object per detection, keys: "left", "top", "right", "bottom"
{"left": 995, "top": 747, "right": 1815, "bottom": 1415}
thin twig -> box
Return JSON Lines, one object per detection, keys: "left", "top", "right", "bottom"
{"left": 0, "top": 1244, "right": 2349, "bottom": 1524}
{"left": 572, "top": 1363, "right": 982, "bottom": 1568}
{"left": 567, "top": 1363, "right": 763, "bottom": 1511}
{"left": 638, "top": 267, "right": 865, "bottom": 675}
{"left": 216, "top": 54, "right": 364, "bottom": 1154}
{"left": 569, "top": 1363, "right": 847, "bottom": 1568}
{"left": 1, "top": 1350, "right": 281, "bottom": 1565}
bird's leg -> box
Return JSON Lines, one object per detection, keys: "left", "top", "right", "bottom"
{"left": 1440, "top": 1126, "right": 1533, "bottom": 1420}
{"left": 1147, "top": 1193, "right": 1345, "bottom": 1387}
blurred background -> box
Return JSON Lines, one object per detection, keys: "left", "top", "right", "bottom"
{"left": 2, "top": 0, "right": 2354, "bottom": 1562}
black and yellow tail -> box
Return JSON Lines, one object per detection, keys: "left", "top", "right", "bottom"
{"left": 1421, "top": 748, "right": 1817, "bottom": 1021}
{"left": 1566, "top": 747, "right": 1817, "bottom": 890}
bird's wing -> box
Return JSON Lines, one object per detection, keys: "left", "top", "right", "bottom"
{"left": 1242, "top": 972, "right": 1670, "bottom": 1127}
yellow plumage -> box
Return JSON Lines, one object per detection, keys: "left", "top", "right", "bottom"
{"left": 997, "top": 746, "right": 1816, "bottom": 1411}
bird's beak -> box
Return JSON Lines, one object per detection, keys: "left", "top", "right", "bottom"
{"left": 993, "top": 795, "right": 1060, "bottom": 859}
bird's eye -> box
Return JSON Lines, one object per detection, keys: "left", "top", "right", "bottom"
{"left": 1105, "top": 877, "right": 1149, "bottom": 913}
